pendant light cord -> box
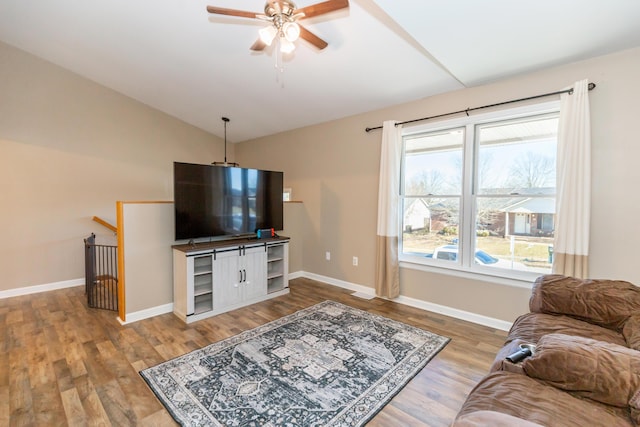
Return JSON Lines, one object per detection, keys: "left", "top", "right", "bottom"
{"left": 213, "top": 117, "right": 238, "bottom": 167}
{"left": 222, "top": 116, "right": 229, "bottom": 163}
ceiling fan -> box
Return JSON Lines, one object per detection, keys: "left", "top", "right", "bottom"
{"left": 206, "top": 0, "right": 349, "bottom": 53}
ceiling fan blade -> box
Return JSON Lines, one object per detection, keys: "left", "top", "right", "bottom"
{"left": 250, "top": 39, "right": 267, "bottom": 51}
{"left": 299, "top": 25, "right": 328, "bottom": 50}
{"left": 296, "top": 0, "right": 349, "bottom": 19}
{"left": 206, "top": 5, "right": 259, "bottom": 19}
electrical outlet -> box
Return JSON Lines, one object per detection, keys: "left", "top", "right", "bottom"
{"left": 326, "top": 251, "right": 331, "bottom": 261}
{"left": 353, "top": 256, "right": 358, "bottom": 266}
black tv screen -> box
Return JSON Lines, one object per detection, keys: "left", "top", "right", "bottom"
{"left": 174, "top": 162, "right": 283, "bottom": 240}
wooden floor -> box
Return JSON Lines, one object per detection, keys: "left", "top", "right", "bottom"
{"left": 1, "top": 277, "right": 507, "bottom": 426}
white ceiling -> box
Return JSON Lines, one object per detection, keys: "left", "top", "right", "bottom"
{"left": 1, "top": 0, "right": 640, "bottom": 142}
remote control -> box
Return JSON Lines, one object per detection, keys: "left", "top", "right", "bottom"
{"left": 505, "top": 347, "right": 532, "bottom": 363}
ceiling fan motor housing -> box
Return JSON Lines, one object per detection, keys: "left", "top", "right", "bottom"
{"left": 264, "top": 1, "right": 297, "bottom": 18}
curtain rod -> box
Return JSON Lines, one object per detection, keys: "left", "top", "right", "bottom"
{"left": 364, "top": 82, "right": 596, "bottom": 132}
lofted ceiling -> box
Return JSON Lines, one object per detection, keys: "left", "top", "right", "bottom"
{"left": 1, "top": 1, "right": 640, "bottom": 142}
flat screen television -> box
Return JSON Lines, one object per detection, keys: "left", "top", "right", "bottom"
{"left": 173, "top": 162, "right": 283, "bottom": 240}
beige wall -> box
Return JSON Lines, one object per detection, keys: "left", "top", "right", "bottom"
{"left": 0, "top": 41, "right": 226, "bottom": 292}
{"left": 282, "top": 202, "right": 306, "bottom": 274}
{"left": 236, "top": 47, "right": 640, "bottom": 323}
{"left": 120, "top": 202, "right": 174, "bottom": 316}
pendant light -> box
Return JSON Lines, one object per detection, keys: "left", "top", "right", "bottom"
{"left": 212, "top": 117, "right": 239, "bottom": 167}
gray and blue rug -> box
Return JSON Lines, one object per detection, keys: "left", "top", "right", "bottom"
{"left": 140, "top": 300, "right": 450, "bottom": 426}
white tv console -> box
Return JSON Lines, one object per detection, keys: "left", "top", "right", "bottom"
{"left": 172, "top": 237, "right": 289, "bottom": 323}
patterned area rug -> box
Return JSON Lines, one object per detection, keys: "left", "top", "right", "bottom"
{"left": 140, "top": 300, "right": 450, "bottom": 426}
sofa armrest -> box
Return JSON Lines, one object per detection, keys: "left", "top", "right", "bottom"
{"left": 529, "top": 274, "right": 640, "bottom": 331}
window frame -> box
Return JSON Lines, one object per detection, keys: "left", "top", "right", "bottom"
{"left": 398, "top": 101, "right": 561, "bottom": 286}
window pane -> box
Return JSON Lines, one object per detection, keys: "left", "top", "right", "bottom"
{"left": 475, "top": 197, "right": 553, "bottom": 273}
{"left": 476, "top": 116, "right": 558, "bottom": 195}
{"left": 404, "top": 128, "right": 464, "bottom": 196}
{"left": 402, "top": 197, "right": 460, "bottom": 260}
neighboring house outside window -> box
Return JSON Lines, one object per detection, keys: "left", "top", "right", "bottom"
{"left": 399, "top": 102, "right": 559, "bottom": 283}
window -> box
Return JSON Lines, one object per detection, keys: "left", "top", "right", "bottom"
{"left": 400, "top": 103, "right": 559, "bottom": 280}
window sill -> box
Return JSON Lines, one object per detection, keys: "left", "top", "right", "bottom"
{"left": 399, "top": 259, "right": 538, "bottom": 289}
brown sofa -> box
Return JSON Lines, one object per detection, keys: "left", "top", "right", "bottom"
{"left": 453, "top": 274, "right": 640, "bottom": 427}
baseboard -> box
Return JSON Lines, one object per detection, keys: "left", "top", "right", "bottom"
{"left": 0, "top": 278, "right": 84, "bottom": 299}
{"left": 288, "top": 271, "right": 304, "bottom": 280}
{"left": 119, "top": 303, "right": 174, "bottom": 325}
{"left": 302, "top": 272, "right": 376, "bottom": 296}
{"left": 297, "top": 272, "right": 512, "bottom": 331}
{"left": 392, "top": 295, "right": 512, "bottom": 331}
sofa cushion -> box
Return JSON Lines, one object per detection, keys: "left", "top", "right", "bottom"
{"left": 624, "top": 314, "right": 640, "bottom": 351}
{"left": 456, "top": 370, "right": 633, "bottom": 426}
{"left": 529, "top": 275, "right": 640, "bottom": 331}
{"left": 507, "top": 312, "right": 627, "bottom": 348}
{"left": 522, "top": 333, "right": 640, "bottom": 408}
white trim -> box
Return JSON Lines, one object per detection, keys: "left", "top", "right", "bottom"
{"left": 399, "top": 260, "right": 535, "bottom": 289}
{"left": 351, "top": 291, "right": 375, "bottom": 300}
{"left": 393, "top": 294, "right": 512, "bottom": 331}
{"left": 298, "top": 272, "right": 512, "bottom": 331}
{"left": 0, "top": 278, "right": 84, "bottom": 299}
{"left": 302, "top": 272, "right": 375, "bottom": 295}
{"left": 288, "top": 271, "right": 304, "bottom": 280}
{"left": 119, "top": 303, "right": 174, "bottom": 325}
{"left": 402, "top": 100, "right": 561, "bottom": 136}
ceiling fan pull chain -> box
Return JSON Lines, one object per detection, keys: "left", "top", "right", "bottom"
{"left": 275, "top": 38, "right": 285, "bottom": 88}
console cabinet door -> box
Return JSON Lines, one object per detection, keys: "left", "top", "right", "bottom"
{"left": 212, "top": 246, "right": 267, "bottom": 310}
{"left": 213, "top": 249, "right": 243, "bottom": 309}
{"left": 242, "top": 246, "right": 267, "bottom": 301}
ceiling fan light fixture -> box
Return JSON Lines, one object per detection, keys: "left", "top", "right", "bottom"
{"left": 279, "top": 37, "right": 295, "bottom": 53}
{"left": 282, "top": 21, "right": 300, "bottom": 42}
{"left": 259, "top": 25, "right": 278, "bottom": 45}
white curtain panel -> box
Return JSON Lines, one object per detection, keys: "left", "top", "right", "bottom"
{"left": 553, "top": 79, "right": 591, "bottom": 278}
{"left": 375, "top": 121, "right": 402, "bottom": 298}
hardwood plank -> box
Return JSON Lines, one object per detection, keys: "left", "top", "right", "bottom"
{"left": 2, "top": 277, "right": 508, "bottom": 425}
{"left": 60, "top": 387, "right": 87, "bottom": 425}
{"left": 0, "top": 386, "right": 9, "bottom": 427}
{"left": 96, "top": 379, "right": 137, "bottom": 426}
{"left": 73, "top": 374, "right": 112, "bottom": 425}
